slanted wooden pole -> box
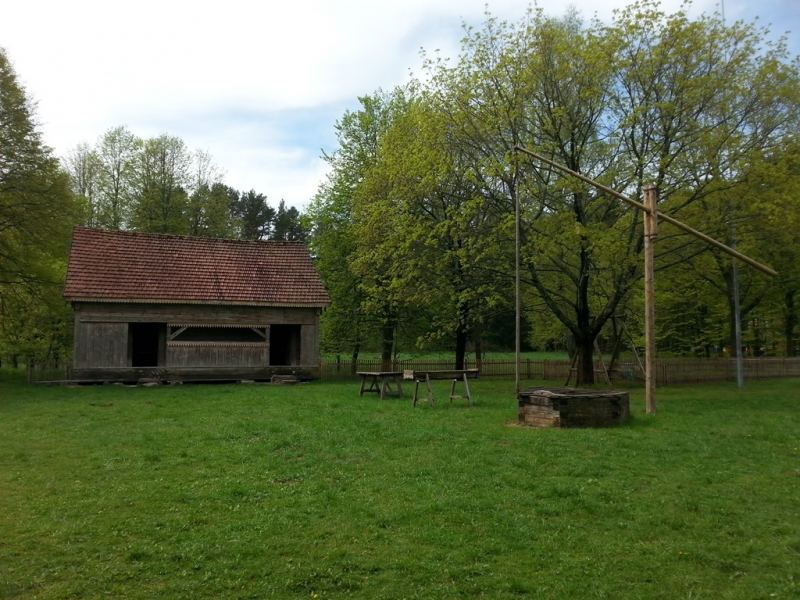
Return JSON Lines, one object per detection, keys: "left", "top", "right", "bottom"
{"left": 512, "top": 146, "right": 777, "bottom": 277}
{"left": 643, "top": 186, "right": 658, "bottom": 414}
{"left": 512, "top": 144, "right": 778, "bottom": 415}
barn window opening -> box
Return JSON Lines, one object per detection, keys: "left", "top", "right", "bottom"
{"left": 130, "top": 322, "right": 164, "bottom": 367}
{"left": 270, "top": 324, "right": 301, "bottom": 366}
{"left": 168, "top": 326, "right": 268, "bottom": 345}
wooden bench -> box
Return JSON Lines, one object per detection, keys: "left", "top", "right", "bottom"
{"left": 404, "top": 369, "right": 479, "bottom": 407}
{"left": 356, "top": 371, "right": 404, "bottom": 400}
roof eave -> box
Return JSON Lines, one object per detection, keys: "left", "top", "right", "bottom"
{"left": 65, "top": 297, "right": 331, "bottom": 308}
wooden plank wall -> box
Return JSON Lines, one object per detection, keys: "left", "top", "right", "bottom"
{"left": 167, "top": 345, "right": 269, "bottom": 368}
{"left": 72, "top": 302, "right": 322, "bottom": 372}
{"left": 73, "top": 322, "right": 128, "bottom": 368}
{"left": 301, "top": 324, "right": 319, "bottom": 366}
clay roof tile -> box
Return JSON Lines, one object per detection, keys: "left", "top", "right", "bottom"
{"left": 63, "top": 227, "right": 330, "bottom": 307}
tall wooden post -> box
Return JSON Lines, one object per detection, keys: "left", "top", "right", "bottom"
{"left": 643, "top": 185, "right": 658, "bottom": 414}
{"left": 515, "top": 190, "right": 521, "bottom": 394}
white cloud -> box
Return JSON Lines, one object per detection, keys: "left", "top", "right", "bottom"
{"left": 2, "top": 0, "right": 796, "bottom": 210}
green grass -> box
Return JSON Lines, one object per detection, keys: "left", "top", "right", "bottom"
{"left": 1, "top": 371, "right": 799, "bottom": 599}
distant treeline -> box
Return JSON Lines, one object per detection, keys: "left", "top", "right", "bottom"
{"left": 63, "top": 126, "right": 305, "bottom": 241}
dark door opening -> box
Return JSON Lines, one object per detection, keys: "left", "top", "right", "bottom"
{"left": 130, "top": 323, "right": 163, "bottom": 367}
{"left": 270, "top": 325, "right": 301, "bottom": 366}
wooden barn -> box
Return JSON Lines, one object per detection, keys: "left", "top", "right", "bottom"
{"left": 63, "top": 227, "right": 330, "bottom": 382}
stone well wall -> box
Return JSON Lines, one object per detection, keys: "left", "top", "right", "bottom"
{"left": 518, "top": 387, "right": 630, "bottom": 428}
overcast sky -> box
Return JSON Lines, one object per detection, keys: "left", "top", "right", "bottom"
{"left": 2, "top": 0, "right": 798, "bottom": 210}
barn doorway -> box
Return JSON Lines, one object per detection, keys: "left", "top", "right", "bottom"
{"left": 270, "top": 325, "right": 301, "bottom": 366}
{"left": 130, "top": 323, "right": 164, "bottom": 367}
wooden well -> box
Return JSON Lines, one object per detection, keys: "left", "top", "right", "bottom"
{"left": 518, "top": 387, "right": 630, "bottom": 428}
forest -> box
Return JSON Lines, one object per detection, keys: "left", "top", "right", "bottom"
{"left": 1, "top": 1, "right": 799, "bottom": 382}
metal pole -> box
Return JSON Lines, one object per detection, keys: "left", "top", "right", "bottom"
{"left": 732, "top": 261, "right": 745, "bottom": 387}
{"left": 644, "top": 186, "right": 658, "bottom": 414}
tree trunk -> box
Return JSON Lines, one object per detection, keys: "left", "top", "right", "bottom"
{"left": 785, "top": 289, "right": 798, "bottom": 357}
{"left": 381, "top": 321, "right": 395, "bottom": 371}
{"left": 574, "top": 337, "right": 595, "bottom": 385}
{"left": 350, "top": 344, "right": 360, "bottom": 375}
{"left": 474, "top": 329, "right": 483, "bottom": 372}
{"left": 455, "top": 325, "right": 468, "bottom": 370}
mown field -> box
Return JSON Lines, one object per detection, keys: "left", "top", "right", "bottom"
{"left": 1, "top": 371, "right": 798, "bottom": 599}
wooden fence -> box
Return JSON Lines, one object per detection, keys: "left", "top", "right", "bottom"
{"left": 320, "top": 357, "right": 800, "bottom": 386}
{"left": 25, "top": 357, "right": 800, "bottom": 386}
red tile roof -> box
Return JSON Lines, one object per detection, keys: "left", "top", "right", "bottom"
{"left": 64, "top": 227, "right": 330, "bottom": 307}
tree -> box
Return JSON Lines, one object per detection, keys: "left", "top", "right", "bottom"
{"left": 129, "top": 134, "right": 191, "bottom": 234}
{"left": 0, "top": 47, "right": 78, "bottom": 364}
{"left": 408, "top": 4, "right": 800, "bottom": 382}
{"left": 0, "top": 47, "right": 76, "bottom": 287}
{"left": 272, "top": 200, "right": 306, "bottom": 241}
{"left": 62, "top": 142, "right": 100, "bottom": 226}
{"left": 232, "top": 189, "right": 275, "bottom": 240}
{"left": 307, "top": 91, "right": 406, "bottom": 366}
{"left": 352, "top": 95, "right": 509, "bottom": 368}
{"left": 94, "top": 126, "right": 139, "bottom": 230}
{"left": 605, "top": 1, "right": 800, "bottom": 359}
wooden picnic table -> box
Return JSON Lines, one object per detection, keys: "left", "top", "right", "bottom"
{"left": 405, "top": 369, "right": 479, "bottom": 407}
{"left": 356, "top": 371, "right": 404, "bottom": 400}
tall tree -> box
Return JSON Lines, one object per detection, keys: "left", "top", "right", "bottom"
{"left": 63, "top": 142, "right": 100, "bottom": 226}
{"left": 352, "top": 95, "right": 508, "bottom": 368}
{"left": 129, "top": 134, "right": 191, "bottom": 234}
{"left": 0, "top": 47, "right": 78, "bottom": 364}
{"left": 272, "top": 199, "right": 306, "bottom": 241}
{"left": 606, "top": 1, "right": 800, "bottom": 359}
{"left": 232, "top": 189, "right": 275, "bottom": 240}
{"left": 410, "top": 4, "right": 800, "bottom": 382}
{"left": 307, "top": 90, "right": 407, "bottom": 366}
{"left": 0, "top": 47, "right": 76, "bottom": 288}
{"left": 94, "top": 126, "right": 139, "bottom": 230}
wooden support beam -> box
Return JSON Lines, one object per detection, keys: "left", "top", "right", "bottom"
{"left": 513, "top": 146, "right": 777, "bottom": 277}
{"left": 643, "top": 185, "right": 658, "bottom": 414}
{"left": 167, "top": 326, "right": 187, "bottom": 341}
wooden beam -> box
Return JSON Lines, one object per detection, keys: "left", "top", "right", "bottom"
{"left": 644, "top": 185, "right": 658, "bottom": 414}
{"left": 167, "top": 326, "right": 188, "bottom": 341}
{"left": 513, "top": 145, "right": 777, "bottom": 277}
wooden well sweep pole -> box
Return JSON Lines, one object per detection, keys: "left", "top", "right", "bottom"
{"left": 643, "top": 185, "right": 658, "bottom": 413}
{"left": 512, "top": 146, "right": 777, "bottom": 277}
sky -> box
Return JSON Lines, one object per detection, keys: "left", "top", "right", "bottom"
{"left": 2, "top": 0, "right": 798, "bottom": 211}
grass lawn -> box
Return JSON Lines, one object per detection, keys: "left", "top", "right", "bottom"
{"left": 1, "top": 372, "right": 798, "bottom": 599}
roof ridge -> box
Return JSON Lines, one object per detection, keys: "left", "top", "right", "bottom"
{"left": 73, "top": 226, "right": 307, "bottom": 246}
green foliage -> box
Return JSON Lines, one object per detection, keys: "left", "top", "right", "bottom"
{"left": 63, "top": 129, "right": 305, "bottom": 241}
{"left": 307, "top": 90, "right": 409, "bottom": 360}
{"left": 1, "top": 377, "right": 799, "bottom": 598}
{"left": 231, "top": 188, "right": 275, "bottom": 240}
{"left": 272, "top": 199, "right": 306, "bottom": 241}
{"left": 309, "top": 2, "right": 800, "bottom": 374}
{"left": 0, "top": 47, "right": 79, "bottom": 364}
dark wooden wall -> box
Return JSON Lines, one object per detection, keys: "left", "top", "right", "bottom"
{"left": 72, "top": 302, "right": 322, "bottom": 378}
